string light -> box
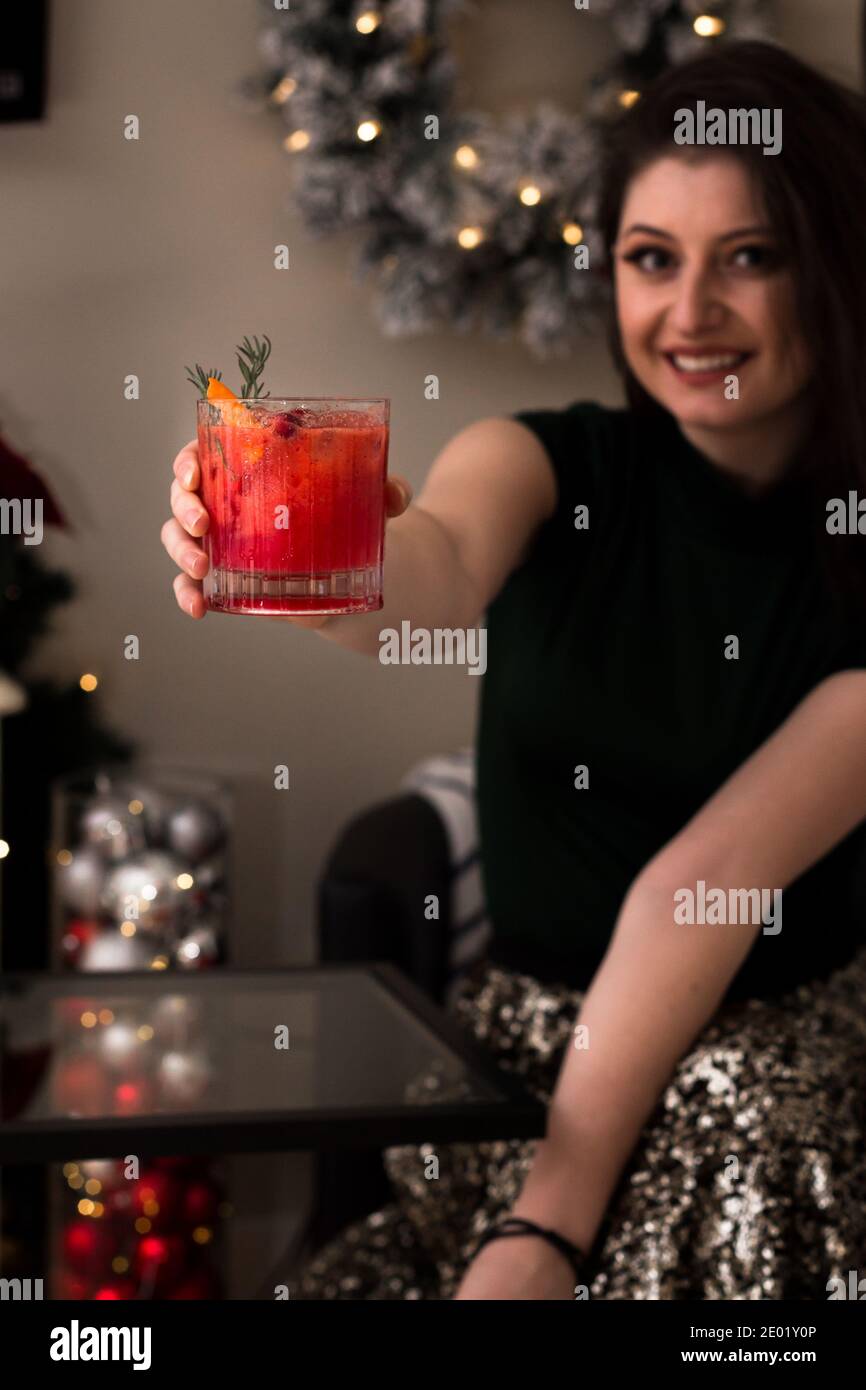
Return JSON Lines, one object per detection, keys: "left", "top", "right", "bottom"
{"left": 128, "top": 799, "right": 144, "bottom": 815}
{"left": 134, "top": 1217, "right": 151, "bottom": 1235}
{"left": 0, "top": 840, "right": 8, "bottom": 860}
{"left": 98, "top": 1009, "right": 114, "bottom": 1025}
{"left": 561, "top": 221, "right": 584, "bottom": 246}
{"left": 150, "top": 955, "right": 170, "bottom": 970}
{"left": 137, "top": 1024, "right": 154, "bottom": 1041}
{"left": 283, "top": 129, "right": 310, "bottom": 152}
{"left": 56, "top": 849, "right": 73, "bottom": 866}
{"left": 355, "top": 9, "right": 381, "bottom": 33}
{"left": 176, "top": 872, "right": 194, "bottom": 890}
{"left": 453, "top": 144, "right": 478, "bottom": 169}
{"left": 77, "top": 1199, "right": 95, "bottom": 1217}
{"left": 518, "top": 182, "right": 542, "bottom": 207}
{"left": 63, "top": 1163, "right": 79, "bottom": 1179}
{"left": 112, "top": 1257, "right": 129, "bottom": 1274}
{"left": 270, "top": 75, "right": 297, "bottom": 105}
{"left": 79, "top": 673, "right": 98, "bottom": 692}
{"left": 457, "top": 226, "right": 484, "bottom": 249}
{"left": 356, "top": 119, "right": 382, "bottom": 142}
{"left": 193, "top": 1226, "right": 213, "bottom": 1245}
{"left": 120, "top": 920, "right": 137, "bottom": 937}
{"left": 84, "top": 1179, "right": 102, "bottom": 1196}
{"left": 693, "top": 14, "right": 726, "bottom": 37}
{"left": 618, "top": 89, "right": 641, "bottom": 109}
{"left": 80, "top": 1011, "right": 97, "bottom": 1028}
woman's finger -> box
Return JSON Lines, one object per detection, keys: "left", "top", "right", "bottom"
{"left": 173, "top": 571, "right": 206, "bottom": 619}
{"left": 170, "top": 478, "right": 209, "bottom": 536}
{"left": 172, "top": 441, "right": 200, "bottom": 491}
{"left": 385, "top": 475, "right": 412, "bottom": 518}
{"left": 160, "top": 517, "right": 209, "bottom": 579}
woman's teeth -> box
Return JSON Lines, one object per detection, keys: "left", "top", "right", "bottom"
{"left": 669, "top": 352, "right": 747, "bottom": 372}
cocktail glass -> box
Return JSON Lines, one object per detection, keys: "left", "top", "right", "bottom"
{"left": 195, "top": 397, "right": 389, "bottom": 615}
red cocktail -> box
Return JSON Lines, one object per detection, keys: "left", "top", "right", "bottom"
{"left": 196, "top": 396, "right": 389, "bottom": 615}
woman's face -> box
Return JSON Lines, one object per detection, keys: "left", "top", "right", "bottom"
{"left": 614, "top": 156, "right": 812, "bottom": 434}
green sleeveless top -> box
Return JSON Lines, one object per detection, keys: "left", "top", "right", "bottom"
{"left": 476, "top": 402, "right": 866, "bottom": 1001}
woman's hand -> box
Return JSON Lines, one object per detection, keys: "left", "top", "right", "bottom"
{"left": 454, "top": 1231, "right": 575, "bottom": 1300}
{"left": 161, "top": 439, "right": 412, "bottom": 626}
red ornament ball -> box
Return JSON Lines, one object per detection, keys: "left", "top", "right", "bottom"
{"left": 133, "top": 1234, "right": 186, "bottom": 1293}
{"left": 63, "top": 1219, "right": 115, "bottom": 1276}
{"left": 93, "top": 1279, "right": 137, "bottom": 1300}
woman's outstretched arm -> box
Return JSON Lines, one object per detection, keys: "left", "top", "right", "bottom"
{"left": 457, "top": 668, "right": 866, "bottom": 1299}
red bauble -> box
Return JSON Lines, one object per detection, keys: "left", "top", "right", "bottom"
{"left": 180, "top": 1179, "right": 219, "bottom": 1228}
{"left": 61, "top": 919, "right": 100, "bottom": 964}
{"left": 133, "top": 1169, "right": 181, "bottom": 1229}
{"left": 113, "top": 1078, "right": 153, "bottom": 1116}
{"left": 133, "top": 1234, "right": 186, "bottom": 1293}
{"left": 63, "top": 1219, "right": 115, "bottom": 1276}
{"left": 52, "top": 1055, "right": 109, "bottom": 1117}
{"left": 93, "top": 1279, "right": 137, "bottom": 1300}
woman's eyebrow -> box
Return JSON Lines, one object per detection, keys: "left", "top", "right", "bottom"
{"left": 620, "top": 223, "right": 773, "bottom": 241}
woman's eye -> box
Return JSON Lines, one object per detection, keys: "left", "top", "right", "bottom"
{"left": 730, "top": 244, "right": 776, "bottom": 270}
{"left": 622, "top": 246, "right": 673, "bottom": 273}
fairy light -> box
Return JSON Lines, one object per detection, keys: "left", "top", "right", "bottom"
{"left": 91, "top": 1202, "right": 105, "bottom": 1218}
{"left": 454, "top": 144, "right": 478, "bottom": 169}
{"left": 693, "top": 14, "right": 726, "bottom": 37}
{"left": 98, "top": 1009, "right": 114, "bottom": 1025}
{"left": 176, "top": 872, "right": 194, "bottom": 890}
{"left": 457, "top": 226, "right": 484, "bottom": 249}
{"left": 112, "top": 1256, "right": 129, "bottom": 1274}
{"left": 283, "top": 129, "right": 310, "bottom": 152}
{"left": 356, "top": 119, "right": 382, "bottom": 142}
{"left": 56, "top": 848, "right": 73, "bottom": 866}
{"left": 270, "top": 75, "right": 297, "bottom": 105}
{"left": 561, "top": 221, "right": 584, "bottom": 245}
{"left": 0, "top": 840, "right": 8, "bottom": 860}
{"left": 79, "top": 673, "right": 98, "bottom": 692}
{"left": 618, "top": 89, "right": 641, "bottom": 109}
{"left": 120, "top": 920, "right": 137, "bottom": 937}
{"left": 63, "top": 1163, "right": 79, "bottom": 1179}
{"left": 141, "top": 882, "right": 158, "bottom": 901}
{"left": 128, "top": 799, "right": 144, "bottom": 815}
{"left": 356, "top": 9, "right": 381, "bottom": 33}
{"left": 78, "top": 1199, "right": 95, "bottom": 1217}
{"left": 193, "top": 1226, "right": 213, "bottom": 1245}
{"left": 137, "top": 1024, "right": 154, "bottom": 1041}
{"left": 518, "top": 182, "right": 542, "bottom": 207}
{"left": 80, "top": 1011, "right": 97, "bottom": 1029}
{"left": 150, "top": 955, "right": 169, "bottom": 970}
{"left": 134, "top": 1217, "right": 151, "bottom": 1235}
{"left": 68, "top": 1174, "right": 84, "bottom": 1190}
{"left": 84, "top": 1178, "right": 102, "bottom": 1196}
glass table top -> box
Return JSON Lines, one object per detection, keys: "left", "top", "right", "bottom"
{"left": 0, "top": 967, "right": 544, "bottom": 1160}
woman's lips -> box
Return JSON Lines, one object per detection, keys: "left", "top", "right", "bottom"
{"left": 662, "top": 349, "right": 752, "bottom": 386}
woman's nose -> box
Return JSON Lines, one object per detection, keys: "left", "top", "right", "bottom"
{"left": 667, "top": 268, "right": 726, "bottom": 335}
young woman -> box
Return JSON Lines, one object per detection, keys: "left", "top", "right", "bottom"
{"left": 162, "top": 42, "right": 866, "bottom": 1300}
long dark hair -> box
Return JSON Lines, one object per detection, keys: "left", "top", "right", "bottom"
{"left": 597, "top": 40, "right": 866, "bottom": 620}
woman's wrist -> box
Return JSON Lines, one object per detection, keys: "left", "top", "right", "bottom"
{"left": 510, "top": 1137, "right": 599, "bottom": 1254}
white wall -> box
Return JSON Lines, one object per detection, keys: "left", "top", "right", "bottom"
{"left": 2, "top": 0, "right": 861, "bottom": 966}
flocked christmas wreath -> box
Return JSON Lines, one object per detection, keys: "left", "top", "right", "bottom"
{"left": 242, "top": 0, "right": 771, "bottom": 356}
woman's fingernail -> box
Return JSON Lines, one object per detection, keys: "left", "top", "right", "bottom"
{"left": 186, "top": 550, "right": 203, "bottom": 572}
{"left": 185, "top": 508, "right": 201, "bottom": 530}
{"left": 182, "top": 465, "right": 195, "bottom": 487}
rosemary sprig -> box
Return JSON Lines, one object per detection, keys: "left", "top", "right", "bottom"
{"left": 236, "top": 334, "right": 272, "bottom": 399}
{"left": 185, "top": 363, "right": 224, "bottom": 397}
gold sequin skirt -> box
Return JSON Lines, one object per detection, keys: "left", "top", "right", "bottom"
{"left": 298, "top": 947, "right": 866, "bottom": 1300}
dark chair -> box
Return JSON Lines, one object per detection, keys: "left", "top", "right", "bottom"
{"left": 309, "top": 790, "right": 456, "bottom": 1248}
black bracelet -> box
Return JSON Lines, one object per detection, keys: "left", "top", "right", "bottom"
{"left": 472, "top": 1216, "right": 587, "bottom": 1284}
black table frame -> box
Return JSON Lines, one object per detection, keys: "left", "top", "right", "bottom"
{"left": 0, "top": 963, "right": 546, "bottom": 1163}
